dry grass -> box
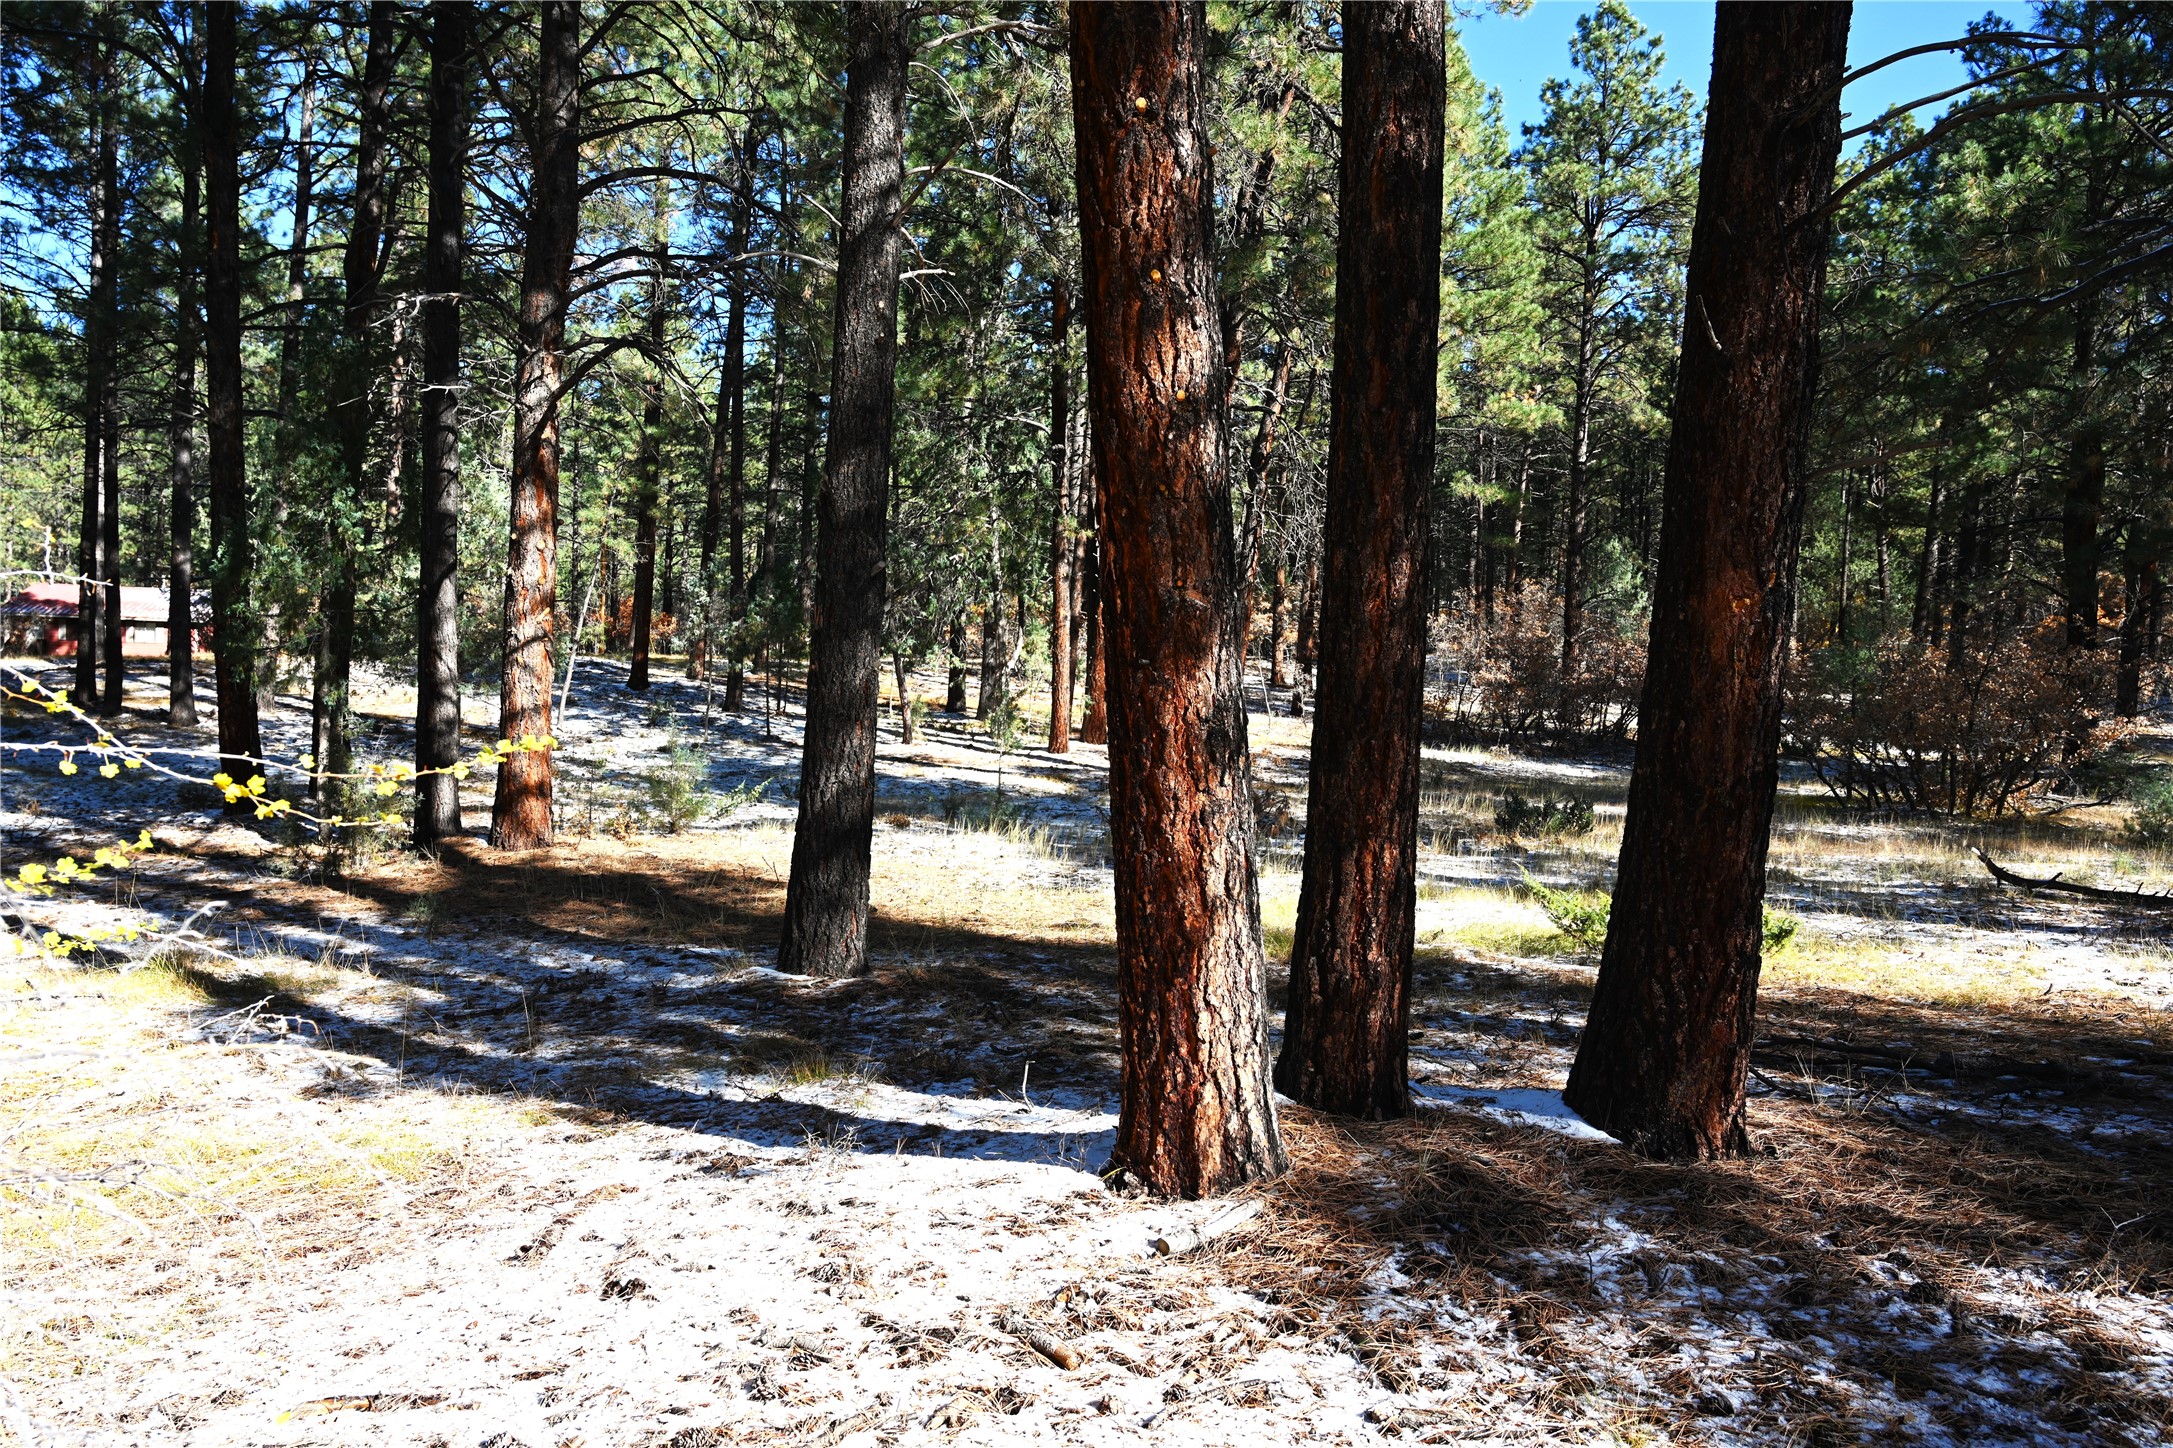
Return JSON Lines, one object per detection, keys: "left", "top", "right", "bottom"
{"left": 0, "top": 957, "right": 522, "bottom": 1386}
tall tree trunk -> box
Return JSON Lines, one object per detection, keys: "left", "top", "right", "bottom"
{"left": 76, "top": 18, "right": 116, "bottom": 709}
{"left": 1910, "top": 470, "right": 1941, "bottom": 644}
{"left": 1832, "top": 473, "right": 1854, "bottom": 644}
{"left": 489, "top": 0, "right": 581, "bottom": 851}
{"left": 1560, "top": 295, "right": 1598, "bottom": 674}
{"left": 316, "top": 1, "right": 395, "bottom": 801}
{"left": 1275, "top": 0, "right": 1444, "bottom": 1121}
{"left": 203, "top": 2, "right": 262, "bottom": 793}
{"left": 945, "top": 609, "right": 969, "bottom": 713}
{"left": 777, "top": 2, "right": 909, "bottom": 978}
{"left": 630, "top": 182, "right": 670, "bottom": 692}
{"left": 1267, "top": 565, "right": 1287, "bottom": 687}
{"left": 414, "top": 0, "right": 470, "bottom": 847}
{"left": 167, "top": 78, "right": 201, "bottom": 729}
{"left": 1071, "top": 0, "right": 1285, "bottom": 1197}
{"left": 693, "top": 339, "right": 730, "bottom": 681}
{"left": 1080, "top": 522, "right": 1107, "bottom": 743}
{"left": 1562, "top": 0, "right": 1850, "bottom": 1161}
{"left": 263, "top": 51, "right": 317, "bottom": 712}
{"left": 1047, "top": 278, "right": 1075, "bottom": 752}
{"left": 724, "top": 156, "right": 752, "bottom": 710}
{"left": 1294, "top": 556, "right": 1319, "bottom": 674}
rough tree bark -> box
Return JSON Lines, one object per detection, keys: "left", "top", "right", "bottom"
{"left": 317, "top": 0, "right": 396, "bottom": 798}
{"left": 202, "top": 3, "right": 262, "bottom": 793}
{"left": 262, "top": 51, "right": 316, "bottom": 714}
{"left": 167, "top": 64, "right": 201, "bottom": 729}
{"left": 1046, "top": 278, "right": 1075, "bottom": 753}
{"left": 1071, "top": 0, "right": 1286, "bottom": 1197}
{"left": 414, "top": 0, "right": 469, "bottom": 847}
{"left": 1562, "top": 1, "right": 1851, "bottom": 1160}
{"left": 1275, "top": 0, "right": 1444, "bottom": 1121}
{"left": 490, "top": 0, "right": 581, "bottom": 850}
{"left": 776, "top": 2, "right": 909, "bottom": 978}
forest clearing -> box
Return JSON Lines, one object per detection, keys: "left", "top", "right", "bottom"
{"left": 5, "top": 0, "right": 2172, "bottom": 1445}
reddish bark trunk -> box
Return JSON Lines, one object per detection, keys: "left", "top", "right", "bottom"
{"left": 1276, "top": 0, "right": 1445, "bottom": 1120}
{"left": 414, "top": 0, "right": 470, "bottom": 846}
{"left": 490, "top": 0, "right": 580, "bottom": 851}
{"left": 1072, "top": 0, "right": 1285, "bottom": 1197}
{"left": 1080, "top": 523, "right": 1107, "bottom": 745}
{"left": 202, "top": 3, "right": 262, "bottom": 791}
{"left": 1563, "top": 1, "right": 1851, "bottom": 1160}
{"left": 777, "top": 2, "right": 909, "bottom": 978}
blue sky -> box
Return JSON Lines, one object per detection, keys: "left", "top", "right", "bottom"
{"left": 1456, "top": 1, "right": 2040, "bottom": 148}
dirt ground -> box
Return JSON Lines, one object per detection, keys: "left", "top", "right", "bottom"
{"left": 3, "top": 657, "right": 2170, "bottom": 1447}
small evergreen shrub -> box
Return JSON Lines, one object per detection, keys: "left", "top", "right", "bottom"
{"left": 1494, "top": 792, "right": 1596, "bottom": 838}
{"left": 1524, "top": 872, "right": 1801, "bottom": 957}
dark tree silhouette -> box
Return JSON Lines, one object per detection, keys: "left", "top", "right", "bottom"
{"left": 414, "top": 0, "right": 470, "bottom": 847}
{"left": 202, "top": 1, "right": 262, "bottom": 795}
{"left": 1072, "top": 0, "right": 1286, "bottom": 1197}
{"left": 777, "top": 1, "right": 909, "bottom": 978}
{"left": 1564, "top": 1, "right": 1853, "bottom": 1159}
{"left": 1276, "top": 0, "right": 1445, "bottom": 1120}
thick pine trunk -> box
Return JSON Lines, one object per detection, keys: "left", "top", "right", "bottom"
{"left": 777, "top": 2, "right": 909, "bottom": 978}
{"left": 1562, "top": 1, "right": 1851, "bottom": 1161}
{"left": 318, "top": 1, "right": 396, "bottom": 799}
{"left": 1275, "top": 0, "right": 1444, "bottom": 1121}
{"left": 414, "top": 0, "right": 469, "bottom": 847}
{"left": 1047, "top": 279, "right": 1075, "bottom": 752}
{"left": 1071, "top": 0, "right": 1285, "bottom": 1198}
{"left": 490, "top": 0, "right": 581, "bottom": 851}
{"left": 693, "top": 344, "right": 730, "bottom": 681}
{"left": 202, "top": 3, "right": 262, "bottom": 792}
{"left": 167, "top": 98, "right": 201, "bottom": 729}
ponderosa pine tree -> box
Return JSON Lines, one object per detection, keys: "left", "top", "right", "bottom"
{"left": 1276, "top": 0, "right": 1445, "bottom": 1121}
{"left": 75, "top": 10, "right": 116, "bottom": 713}
{"left": 629, "top": 180, "right": 669, "bottom": 693}
{"left": 1071, "top": 0, "right": 1286, "bottom": 1197}
{"left": 1563, "top": 0, "right": 1852, "bottom": 1160}
{"left": 414, "top": 0, "right": 470, "bottom": 847}
{"left": 1517, "top": 0, "right": 1694, "bottom": 674}
{"left": 202, "top": 0, "right": 262, "bottom": 796}
{"left": 491, "top": 0, "right": 582, "bottom": 851}
{"left": 777, "top": 1, "right": 910, "bottom": 978}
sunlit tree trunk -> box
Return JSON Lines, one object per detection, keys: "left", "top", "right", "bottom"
{"left": 1276, "top": 0, "right": 1445, "bottom": 1120}
{"left": 202, "top": 2, "right": 262, "bottom": 795}
{"left": 777, "top": 1, "right": 909, "bottom": 978}
{"left": 1564, "top": 1, "right": 1851, "bottom": 1161}
{"left": 414, "top": 0, "right": 470, "bottom": 847}
{"left": 1072, "top": 0, "right": 1285, "bottom": 1198}
{"left": 490, "top": 0, "right": 581, "bottom": 851}
{"left": 263, "top": 51, "right": 316, "bottom": 715}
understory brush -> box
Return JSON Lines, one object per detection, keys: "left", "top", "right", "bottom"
{"left": 1521, "top": 873, "right": 1799, "bottom": 957}
{"left": 1790, "top": 624, "right": 2124, "bottom": 816}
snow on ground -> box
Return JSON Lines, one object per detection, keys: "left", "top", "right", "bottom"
{"left": 4, "top": 656, "right": 2173, "bottom": 1446}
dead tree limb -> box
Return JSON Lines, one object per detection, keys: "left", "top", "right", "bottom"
{"left": 1974, "top": 849, "right": 2173, "bottom": 910}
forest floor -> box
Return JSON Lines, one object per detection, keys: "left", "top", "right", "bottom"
{"left": 3, "top": 655, "right": 2171, "bottom": 1447}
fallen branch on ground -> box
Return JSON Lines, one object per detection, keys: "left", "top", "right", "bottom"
{"left": 1151, "top": 1199, "right": 1264, "bottom": 1257}
{"left": 1974, "top": 849, "right": 2173, "bottom": 910}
